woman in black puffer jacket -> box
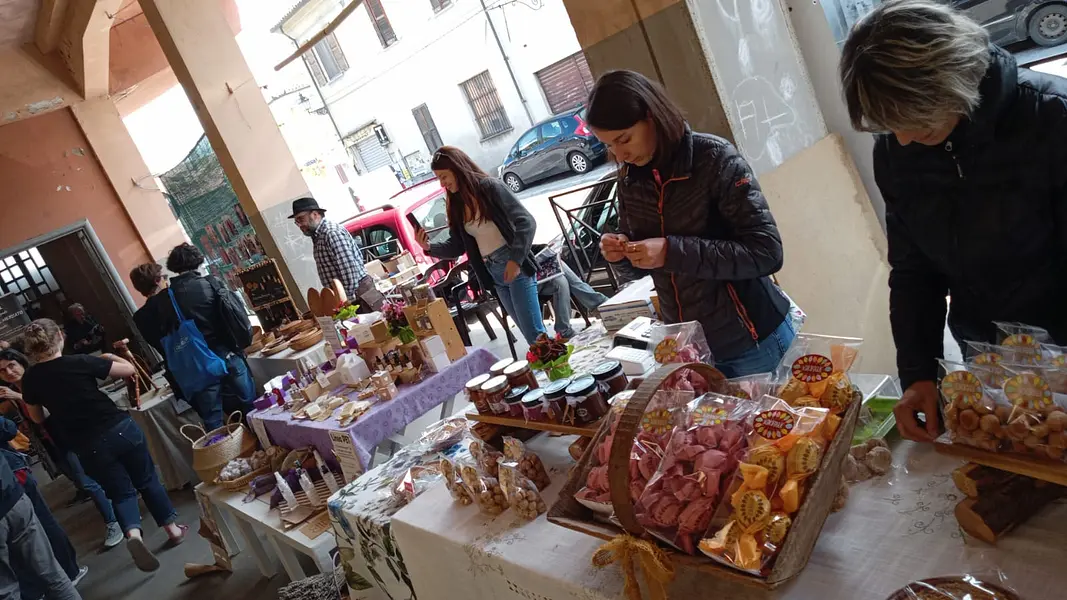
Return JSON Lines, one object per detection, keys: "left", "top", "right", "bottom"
{"left": 588, "top": 70, "right": 794, "bottom": 377}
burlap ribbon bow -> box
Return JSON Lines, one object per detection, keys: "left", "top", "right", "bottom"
{"left": 591, "top": 534, "right": 676, "bottom": 600}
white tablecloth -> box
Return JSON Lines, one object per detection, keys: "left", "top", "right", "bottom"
{"left": 246, "top": 340, "right": 329, "bottom": 390}
{"left": 390, "top": 437, "right": 1067, "bottom": 599}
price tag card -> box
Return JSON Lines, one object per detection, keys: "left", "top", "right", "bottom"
{"left": 316, "top": 316, "right": 345, "bottom": 350}
{"left": 329, "top": 430, "right": 363, "bottom": 483}
{"left": 249, "top": 416, "right": 273, "bottom": 449}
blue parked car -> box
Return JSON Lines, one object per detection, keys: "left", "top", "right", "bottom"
{"left": 498, "top": 107, "right": 607, "bottom": 193}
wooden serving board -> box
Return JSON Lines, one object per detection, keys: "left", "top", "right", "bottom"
{"left": 465, "top": 412, "right": 602, "bottom": 437}
{"left": 934, "top": 440, "right": 1067, "bottom": 486}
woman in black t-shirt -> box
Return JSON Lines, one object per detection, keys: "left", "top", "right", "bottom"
{"left": 19, "top": 319, "right": 186, "bottom": 573}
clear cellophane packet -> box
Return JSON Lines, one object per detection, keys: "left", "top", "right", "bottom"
{"left": 441, "top": 457, "right": 474, "bottom": 505}
{"left": 499, "top": 462, "right": 546, "bottom": 520}
{"left": 460, "top": 463, "right": 508, "bottom": 515}
{"left": 649, "top": 321, "right": 712, "bottom": 365}
{"left": 502, "top": 437, "right": 551, "bottom": 491}
{"left": 635, "top": 393, "right": 757, "bottom": 554}
{"left": 774, "top": 333, "right": 862, "bottom": 416}
{"left": 699, "top": 396, "right": 830, "bottom": 574}
{"left": 993, "top": 321, "right": 1052, "bottom": 345}
{"left": 469, "top": 439, "right": 503, "bottom": 479}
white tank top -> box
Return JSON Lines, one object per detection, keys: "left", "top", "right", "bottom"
{"left": 464, "top": 219, "right": 507, "bottom": 257}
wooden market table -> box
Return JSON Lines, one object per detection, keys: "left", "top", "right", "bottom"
{"left": 387, "top": 436, "right": 1067, "bottom": 600}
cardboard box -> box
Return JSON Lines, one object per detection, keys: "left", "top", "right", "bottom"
{"left": 403, "top": 299, "right": 466, "bottom": 362}
{"left": 384, "top": 251, "right": 416, "bottom": 275}
{"left": 599, "top": 276, "right": 656, "bottom": 332}
{"left": 426, "top": 352, "right": 452, "bottom": 374}
{"left": 349, "top": 322, "right": 376, "bottom": 345}
{"left": 364, "top": 260, "right": 388, "bottom": 279}
{"left": 419, "top": 335, "right": 446, "bottom": 357}
{"left": 370, "top": 320, "right": 391, "bottom": 343}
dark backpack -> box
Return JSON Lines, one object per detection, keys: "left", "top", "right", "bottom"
{"left": 207, "top": 277, "right": 253, "bottom": 351}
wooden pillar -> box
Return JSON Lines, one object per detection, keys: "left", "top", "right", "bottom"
{"left": 70, "top": 97, "right": 185, "bottom": 261}
{"left": 138, "top": 0, "right": 314, "bottom": 310}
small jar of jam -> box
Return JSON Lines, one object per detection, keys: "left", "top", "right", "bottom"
{"left": 481, "top": 375, "right": 510, "bottom": 415}
{"left": 522, "top": 388, "right": 547, "bottom": 421}
{"left": 465, "top": 373, "right": 493, "bottom": 414}
{"left": 503, "top": 359, "right": 538, "bottom": 390}
{"left": 543, "top": 378, "right": 571, "bottom": 422}
{"left": 489, "top": 358, "right": 515, "bottom": 378}
{"left": 566, "top": 375, "right": 608, "bottom": 425}
{"left": 592, "top": 360, "right": 628, "bottom": 398}
{"left": 504, "top": 385, "right": 529, "bottom": 418}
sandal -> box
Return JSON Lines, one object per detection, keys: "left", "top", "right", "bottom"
{"left": 164, "top": 524, "right": 189, "bottom": 549}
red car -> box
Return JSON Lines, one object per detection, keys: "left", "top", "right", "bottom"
{"left": 341, "top": 180, "right": 452, "bottom": 268}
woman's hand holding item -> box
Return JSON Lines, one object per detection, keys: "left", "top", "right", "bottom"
{"left": 415, "top": 228, "right": 430, "bottom": 251}
{"left": 0, "top": 387, "right": 21, "bottom": 402}
{"left": 504, "top": 260, "right": 521, "bottom": 283}
{"left": 623, "top": 238, "right": 668, "bottom": 269}
{"left": 600, "top": 233, "right": 629, "bottom": 262}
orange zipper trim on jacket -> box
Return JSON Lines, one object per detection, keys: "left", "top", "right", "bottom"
{"left": 652, "top": 169, "right": 689, "bottom": 322}
{"left": 727, "top": 282, "right": 760, "bottom": 341}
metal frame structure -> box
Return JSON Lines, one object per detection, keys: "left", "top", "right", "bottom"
{"left": 546, "top": 178, "right": 621, "bottom": 294}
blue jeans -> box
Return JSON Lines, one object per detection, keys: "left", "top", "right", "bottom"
{"left": 189, "top": 351, "right": 256, "bottom": 431}
{"left": 715, "top": 318, "right": 797, "bottom": 378}
{"left": 484, "top": 249, "right": 547, "bottom": 344}
{"left": 59, "top": 451, "right": 116, "bottom": 525}
{"left": 539, "top": 262, "right": 608, "bottom": 338}
{"left": 76, "top": 418, "right": 177, "bottom": 534}
{"left": 20, "top": 475, "right": 79, "bottom": 599}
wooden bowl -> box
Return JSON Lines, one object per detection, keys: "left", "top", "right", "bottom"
{"left": 261, "top": 339, "right": 290, "bottom": 356}
{"left": 289, "top": 329, "right": 324, "bottom": 352}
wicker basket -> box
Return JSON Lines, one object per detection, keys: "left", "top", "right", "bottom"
{"left": 213, "top": 446, "right": 286, "bottom": 491}
{"left": 547, "top": 362, "right": 860, "bottom": 589}
{"left": 181, "top": 412, "right": 258, "bottom": 483}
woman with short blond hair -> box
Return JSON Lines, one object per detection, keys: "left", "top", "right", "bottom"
{"left": 839, "top": 0, "right": 1067, "bottom": 442}
{"left": 19, "top": 319, "right": 186, "bottom": 572}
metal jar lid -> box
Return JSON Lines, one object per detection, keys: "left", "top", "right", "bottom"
{"left": 481, "top": 375, "right": 509, "bottom": 394}
{"left": 591, "top": 360, "right": 623, "bottom": 380}
{"left": 489, "top": 358, "right": 515, "bottom": 376}
{"left": 505, "top": 385, "right": 530, "bottom": 403}
{"left": 543, "top": 378, "right": 572, "bottom": 399}
{"left": 503, "top": 360, "right": 530, "bottom": 375}
{"left": 565, "top": 374, "right": 598, "bottom": 397}
{"left": 522, "top": 388, "right": 547, "bottom": 408}
{"left": 465, "top": 373, "right": 491, "bottom": 391}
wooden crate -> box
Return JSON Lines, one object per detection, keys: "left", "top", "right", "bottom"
{"left": 547, "top": 362, "right": 861, "bottom": 589}
{"left": 404, "top": 299, "right": 467, "bottom": 362}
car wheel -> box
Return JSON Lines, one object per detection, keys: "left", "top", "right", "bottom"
{"left": 503, "top": 173, "right": 524, "bottom": 192}
{"left": 1029, "top": 4, "right": 1067, "bottom": 47}
{"left": 568, "top": 152, "right": 590, "bottom": 174}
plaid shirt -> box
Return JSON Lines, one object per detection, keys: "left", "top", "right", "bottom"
{"left": 312, "top": 219, "right": 367, "bottom": 298}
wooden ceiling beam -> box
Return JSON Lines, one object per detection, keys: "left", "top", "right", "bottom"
{"left": 35, "top": 0, "right": 71, "bottom": 54}
{"left": 58, "top": 0, "right": 124, "bottom": 98}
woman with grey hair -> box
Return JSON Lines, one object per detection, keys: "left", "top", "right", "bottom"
{"left": 839, "top": 0, "right": 1067, "bottom": 442}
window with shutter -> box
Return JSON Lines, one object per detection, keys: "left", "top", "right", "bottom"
{"left": 365, "top": 0, "right": 397, "bottom": 47}
{"left": 324, "top": 33, "right": 349, "bottom": 72}
{"left": 312, "top": 34, "right": 346, "bottom": 82}
{"left": 412, "top": 104, "right": 444, "bottom": 153}
{"left": 430, "top": 0, "right": 452, "bottom": 11}
{"left": 460, "top": 71, "right": 512, "bottom": 139}
{"left": 303, "top": 51, "right": 327, "bottom": 86}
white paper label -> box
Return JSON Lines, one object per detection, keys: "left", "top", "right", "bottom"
{"left": 329, "top": 430, "right": 363, "bottom": 483}
{"left": 315, "top": 371, "right": 331, "bottom": 389}
{"left": 316, "top": 316, "right": 345, "bottom": 350}
{"left": 249, "top": 416, "right": 272, "bottom": 449}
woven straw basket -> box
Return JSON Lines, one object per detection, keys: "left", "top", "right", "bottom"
{"left": 181, "top": 411, "right": 257, "bottom": 483}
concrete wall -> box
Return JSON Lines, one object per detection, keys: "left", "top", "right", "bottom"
{"left": 0, "top": 108, "right": 153, "bottom": 302}
{"left": 285, "top": 0, "right": 584, "bottom": 172}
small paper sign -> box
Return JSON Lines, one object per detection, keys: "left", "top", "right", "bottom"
{"left": 298, "top": 511, "right": 332, "bottom": 539}
{"left": 316, "top": 316, "right": 345, "bottom": 350}
{"left": 249, "top": 416, "right": 272, "bottom": 449}
{"left": 329, "top": 429, "right": 363, "bottom": 483}
{"left": 315, "top": 370, "right": 331, "bottom": 389}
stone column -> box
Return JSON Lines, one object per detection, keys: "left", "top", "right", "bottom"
{"left": 139, "top": 0, "right": 316, "bottom": 309}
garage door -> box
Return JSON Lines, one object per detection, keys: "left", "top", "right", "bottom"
{"left": 536, "top": 52, "right": 595, "bottom": 114}
{"left": 355, "top": 135, "right": 391, "bottom": 172}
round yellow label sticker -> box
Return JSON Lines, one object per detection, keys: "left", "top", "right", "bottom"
{"left": 791, "top": 354, "right": 833, "bottom": 384}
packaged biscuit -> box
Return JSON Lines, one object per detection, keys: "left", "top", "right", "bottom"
{"left": 774, "top": 334, "right": 862, "bottom": 414}
{"left": 499, "top": 463, "right": 546, "bottom": 520}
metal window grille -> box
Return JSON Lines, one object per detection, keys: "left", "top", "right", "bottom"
{"left": 460, "top": 71, "right": 512, "bottom": 139}
{"left": 0, "top": 249, "right": 63, "bottom": 313}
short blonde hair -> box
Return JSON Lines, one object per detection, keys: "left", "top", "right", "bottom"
{"left": 839, "top": 0, "right": 990, "bottom": 132}
{"left": 20, "top": 319, "right": 63, "bottom": 362}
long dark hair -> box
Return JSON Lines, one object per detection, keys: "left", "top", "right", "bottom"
{"left": 585, "top": 70, "right": 686, "bottom": 171}
{"left": 430, "top": 146, "right": 492, "bottom": 224}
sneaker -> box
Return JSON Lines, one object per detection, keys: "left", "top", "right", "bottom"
{"left": 127, "top": 536, "right": 160, "bottom": 572}
{"left": 72, "top": 566, "right": 88, "bottom": 587}
{"left": 104, "top": 522, "right": 123, "bottom": 549}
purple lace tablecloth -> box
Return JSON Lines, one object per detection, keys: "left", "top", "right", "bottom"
{"left": 249, "top": 348, "right": 497, "bottom": 470}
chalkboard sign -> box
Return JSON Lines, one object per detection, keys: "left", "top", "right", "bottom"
{"left": 236, "top": 259, "right": 291, "bottom": 310}
{"left": 0, "top": 294, "right": 30, "bottom": 343}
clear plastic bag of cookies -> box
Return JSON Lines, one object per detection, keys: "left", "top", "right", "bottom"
{"left": 502, "top": 437, "right": 551, "bottom": 491}
{"left": 773, "top": 333, "right": 863, "bottom": 414}
{"left": 965, "top": 340, "right": 1041, "bottom": 369}
{"left": 441, "top": 457, "right": 474, "bottom": 505}
{"left": 649, "top": 321, "right": 712, "bottom": 365}
{"left": 499, "top": 462, "right": 546, "bottom": 520}
{"left": 938, "top": 361, "right": 1008, "bottom": 452}
{"left": 993, "top": 321, "right": 1052, "bottom": 346}
{"left": 469, "top": 439, "right": 503, "bottom": 478}
{"left": 994, "top": 364, "right": 1067, "bottom": 461}
{"left": 699, "top": 395, "right": 830, "bottom": 574}
{"left": 459, "top": 463, "right": 508, "bottom": 515}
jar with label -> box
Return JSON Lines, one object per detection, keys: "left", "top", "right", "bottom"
{"left": 503, "top": 359, "right": 539, "bottom": 390}
{"left": 522, "top": 388, "right": 547, "bottom": 421}
{"left": 489, "top": 358, "right": 515, "bottom": 378}
{"left": 465, "top": 373, "right": 493, "bottom": 415}
{"left": 481, "top": 375, "right": 510, "bottom": 415}
{"left": 543, "top": 378, "right": 571, "bottom": 422}
{"left": 592, "top": 360, "right": 628, "bottom": 398}
{"left": 504, "top": 385, "right": 529, "bottom": 418}
{"left": 565, "top": 375, "right": 608, "bottom": 425}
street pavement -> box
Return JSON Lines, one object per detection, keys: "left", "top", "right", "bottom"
{"left": 514, "top": 162, "right": 616, "bottom": 244}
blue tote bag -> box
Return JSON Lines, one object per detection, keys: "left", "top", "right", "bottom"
{"left": 161, "top": 287, "right": 228, "bottom": 396}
